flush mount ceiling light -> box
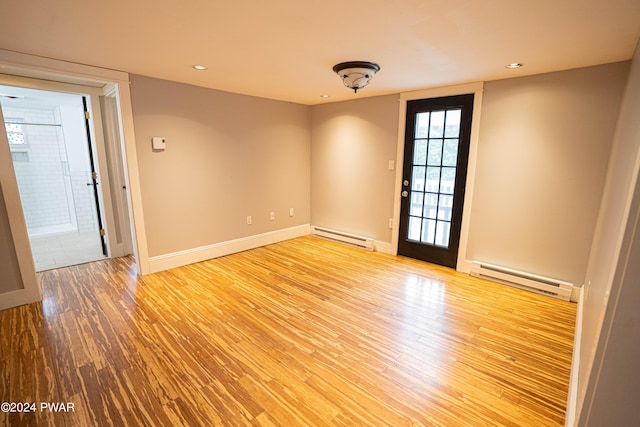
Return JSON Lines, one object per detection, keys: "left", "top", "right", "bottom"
{"left": 332, "top": 61, "right": 380, "bottom": 93}
{"left": 192, "top": 65, "right": 208, "bottom": 70}
{"left": 505, "top": 63, "right": 523, "bottom": 69}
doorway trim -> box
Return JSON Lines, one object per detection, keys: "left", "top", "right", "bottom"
{"left": 392, "top": 82, "right": 484, "bottom": 272}
{"left": 0, "top": 106, "right": 40, "bottom": 310}
{"left": 0, "top": 49, "right": 149, "bottom": 307}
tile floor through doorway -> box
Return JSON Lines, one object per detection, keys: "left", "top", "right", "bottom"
{"left": 29, "top": 231, "right": 105, "bottom": 271}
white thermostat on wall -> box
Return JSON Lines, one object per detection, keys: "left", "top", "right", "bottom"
{"left": 152, "top": 136, "right": 166, "bottom": 150}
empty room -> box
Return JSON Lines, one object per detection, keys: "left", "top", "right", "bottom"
{"left": 1, "top": 1, "right": 640, "bottom": 426}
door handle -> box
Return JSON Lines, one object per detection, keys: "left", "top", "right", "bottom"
{"left": 401, "top": 190, "right": 409, "bottom": 197}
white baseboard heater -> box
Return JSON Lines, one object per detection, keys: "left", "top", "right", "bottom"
{"left": 311, "top": 226, "right": 374, "bottom": 251}
{"left": 470, "top": 261, "right": 573, "bottom": 301}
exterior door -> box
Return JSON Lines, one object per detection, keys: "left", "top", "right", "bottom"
{"left": 398, "top": 94, "right": 474, "bottom": 268}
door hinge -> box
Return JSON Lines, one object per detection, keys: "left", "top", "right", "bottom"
{"left": 100, "top": 229, "right": 105, "bottom": 236}
{"left": 85, "top": 111, "right": 90, "bottom": 120}
{"left": 92, "top": 171, "right": 98, "bottom": 180}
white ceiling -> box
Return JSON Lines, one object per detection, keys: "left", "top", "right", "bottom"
{"left": 1, "top": 0, "right": 639, "bottom": 105}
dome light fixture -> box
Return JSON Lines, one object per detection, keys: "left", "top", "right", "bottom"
{"left": 505, "top": 63, "right": 523, "bottom": 69}
{"left": 332, "top": 61, "right": 380, "bottom": 93}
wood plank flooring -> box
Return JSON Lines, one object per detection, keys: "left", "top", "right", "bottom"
{"left": 1, "top": 236, "right": 576, "bottom": 426}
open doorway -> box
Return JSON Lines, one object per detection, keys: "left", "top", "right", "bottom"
{"left": 0, "top": 86, "right": 106, "bottom": 271}
{"left": 0, "top": 49, "right": 145, "bottom": 310}
{"left": 0, "top": 83, "right": 132, "bottom": 271}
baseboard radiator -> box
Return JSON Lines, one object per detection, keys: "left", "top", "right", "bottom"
{"left": 470, "top": 261, "right": 573, "bottom": 301}
{"left": 311, "top": 226, "right": 374, "bottom": 251}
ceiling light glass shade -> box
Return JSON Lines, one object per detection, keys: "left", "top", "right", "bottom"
{"left": 332, "top": 61, "right": 380, "bottom": 93}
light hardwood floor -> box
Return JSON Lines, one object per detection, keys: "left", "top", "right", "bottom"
{"left": 1, "top": 236, "right": 576, "bottom": 426}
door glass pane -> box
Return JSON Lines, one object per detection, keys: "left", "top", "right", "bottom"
{"left": 429, "top": 111, "right": 445, "bottom": 138}
{"left": 435, "top": 221, "right": 450, "bottom": 247}
{"left": 408, "top": 216, "right": 421, "bottom": 241}
{"left": 422, "top": 218, "right": 436, "bottom": 244}
{"left": 444, "top": 109, "right": 462, "bottom": 137}
{"left": 412, "top": 166, "right": 425, "bottom": 191}
{"left": 410, "top": 192, "right": 424, "bottom": 216}
{"left": 423, "top": 193, "right": 438, "bottom": 219}
{"left": 415, "top": 112, "right": 430, "bottom": 138}
{"left": 427, "top": 139, "right": 442, "bottom": 166}
{"left": 442, "top": 139, "right": 458, "bottom": 167}
{"left": 413, "top": 139, "right": 427, "bottom": 165}
{"left": 438, "top": 195, "right": 453, "bottom": 220}
{"left": 425, "top": 167, "right": 440, "bottom": 192}
{"left": 440, "top": 167, "right": 456, "bottom": 194}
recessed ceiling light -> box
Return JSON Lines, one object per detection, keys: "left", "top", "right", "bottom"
{"left": 192, "top": 65, "right": 208, "bottom": 70}
{"left": 505, "top": 63, "right": 523, "bottom": 69}
{"left": 320, "top": 95, "right": 331, "bottom": 99}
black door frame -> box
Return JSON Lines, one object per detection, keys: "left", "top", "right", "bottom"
{"left": 82, "top": 96, "right": 108, "bottom": 256}
{"left": 397, "top": 93, "right": 475, "bottom": 268}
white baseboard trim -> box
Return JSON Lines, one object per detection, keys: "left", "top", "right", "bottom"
{"left": 565, "top": 285, "right": 584, "bottom": 427}
{"left": 457, "top": 259, "right": 475, "bottom": 274}
{"left": 148, "top": 224, "right": 311, "bottom": 273}
{"left": 374, "top": 240, "right": 395, "bottom": 255}
{"left": 0, "top": 287, "right": 42, "bottom": 311}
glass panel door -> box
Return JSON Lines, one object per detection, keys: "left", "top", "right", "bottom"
{"left": 398, "top": 94, "right": 474, "bottom": 268}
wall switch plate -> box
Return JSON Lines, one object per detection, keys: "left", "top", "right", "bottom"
{"left": 270, "top": 211, "right": 275, "bottom": 220}
{"left": 389, "top": 218, "right": 393, "bottom": 229}
{"left": 289, "top": 208, "right": 294, "bottom": 217}
{"left": 388, "top": 160, "right": 395, "bottom": 171}
{"left": 152, "top": 136, "right": 166, "bottom": 150}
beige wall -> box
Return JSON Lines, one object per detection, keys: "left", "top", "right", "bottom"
{"left": 0, "top": 183, "right": 23, "bottom": 293}
{"left": 309, "top": 64, "right": 627, "bottom": 285}
{"left": 1, "top": 61, "right": 633, "bottom": 312}
{"left": 310, "top": 95, "right": 399, "bottom": 242}
{"left": 129, "top": 75, "right": 311, "bottom": 257}
{"left": 577, "top": 42, "right": 640, "bottom": 426}
{"left": 466, "top": 63, "right": 629, "bottom": 286}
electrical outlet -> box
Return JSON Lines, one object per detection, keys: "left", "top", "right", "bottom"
{"left": 389, "top": 218, "right": 393, "bottom": 229}
{"left": 270, "top": 211, "right": 275, "bottom": 220}
{"left": 289, "top": 208, "right": 294, "bottom": 217}
{"left": 247, "top": 216, "right": 252, "bottom": 225}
